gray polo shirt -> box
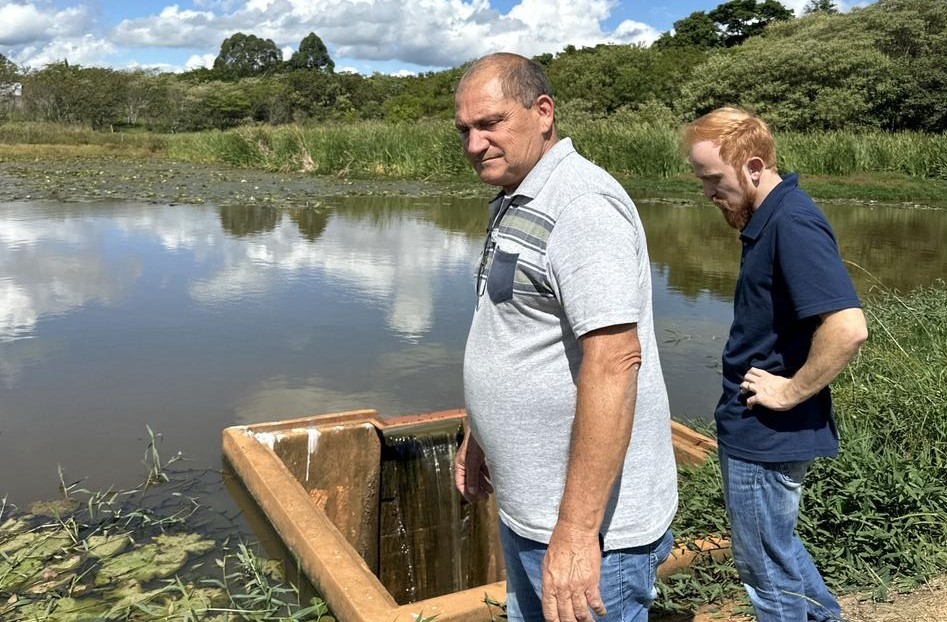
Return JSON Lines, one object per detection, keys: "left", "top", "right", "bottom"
{"left": 463, "top": 138, "right": 678, "bottom": 550}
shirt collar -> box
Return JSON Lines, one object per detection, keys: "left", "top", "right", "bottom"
{"left": 507, "top": 137, "right": 575, "bottom": 202}
{"left": 740, "top": 172, "right": 799, "bottom": 241}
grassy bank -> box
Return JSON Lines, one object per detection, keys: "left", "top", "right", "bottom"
{"left": 4, "top": 121, "right": 947, "bottom": 205}
{"left": 663, "top": 282, "right": 947, "bottom": 613}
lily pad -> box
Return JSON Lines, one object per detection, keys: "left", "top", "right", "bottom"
{"left": 86, "top": 534, "right": 131, "bottom": 559}
{"left": 29, "top": 499, "right": 81, "bottom": 518}
{"left": 94, "top": 532, "right": 215, "bottom": 586}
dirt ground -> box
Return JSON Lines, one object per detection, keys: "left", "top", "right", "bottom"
{"left": 654, "top": 576, "right": 947, "bottom": 621}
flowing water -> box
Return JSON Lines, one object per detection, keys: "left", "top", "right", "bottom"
{"left": 1, "top": 196, "right": 945, "bottom": 510}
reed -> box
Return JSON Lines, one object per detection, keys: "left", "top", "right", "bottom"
{"left": 165, "top": 120, "right": 947, "bottom": 184}
{"left": 5, "top": 119, "right": 947, "bottom": 184}
{"left": 167, "top": 121, "right": 475, "bottom": 181}
{"left": 0, "top": 122, "right": 167, "bottom": 152}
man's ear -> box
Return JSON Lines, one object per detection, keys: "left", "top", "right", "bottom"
{"left": 534, "top": 94, "right": 555, "bottom": 132}
{"left": 746, "top": 156, "right": 766, "bottom": 180}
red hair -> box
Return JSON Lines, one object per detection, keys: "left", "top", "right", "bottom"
{"left": 683, "top": 107, "right": 777, "bottom": 170}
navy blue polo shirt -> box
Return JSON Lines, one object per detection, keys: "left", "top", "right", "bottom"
{"left": 715, "top": 173, "right": 861, "bottom": 462}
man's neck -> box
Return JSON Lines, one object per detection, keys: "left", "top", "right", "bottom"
{"left": 753, "top": 169, "right": 784, "bottom": 210}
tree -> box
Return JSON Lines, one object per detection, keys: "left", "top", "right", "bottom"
{"left": 0, "top": 53, "right": 19, "bottom": 82}
{"left": 804, "top": 0, "right": 839, "bottom": 14}
{"left": 678, "top": 14, "right": 901, "bottom": 131}
{"left": 213, "top": 33, "right": 282, "bottom": 78}
{"left": 289, "top": 33, "right": 334, "bottom": 72}
{"left": 655, "top": 11, "right": 723, "bottom": 49}
{"left": 708, "top": 0, "right": 794, "bottom": 47}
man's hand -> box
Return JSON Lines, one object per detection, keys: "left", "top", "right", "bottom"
{"left": 541, "top": 522, "right": 607, "bottom": 622}
{"left": 741, "top": 367, "right": 799, "bottom": 411}
{"left": 454, "top": 430, "right": 493, "bottom": 503}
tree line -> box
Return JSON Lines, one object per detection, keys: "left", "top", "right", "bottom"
{"left": 0, "top": 0, "right": 944, "bottom": 133}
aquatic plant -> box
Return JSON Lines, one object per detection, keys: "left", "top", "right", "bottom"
{"left": 0, "top": 435, "right": 332, "bottom": 621}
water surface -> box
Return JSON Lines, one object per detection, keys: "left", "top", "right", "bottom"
{"left": 1, "top": 196, "right": 944, "bottom": 506}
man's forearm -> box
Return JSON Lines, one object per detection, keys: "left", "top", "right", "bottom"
{"left": 557, "top": 326, "right": 640, "bottom": 532}
{"left": 787, "top": 307, "right": 868, "bottom": 403}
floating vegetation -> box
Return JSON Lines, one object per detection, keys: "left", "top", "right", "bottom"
{"left": 0, "top": 433, "right": 333, "bottom": 621}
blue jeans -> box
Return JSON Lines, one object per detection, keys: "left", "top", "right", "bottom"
{"left": 719, "top": 448, "right": 843, "bottom": 622}
{"left": 499, "top": 521, "right": 674, "bottom": 622}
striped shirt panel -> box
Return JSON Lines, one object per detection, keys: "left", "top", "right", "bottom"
{"left": 492, "top": 203, "right": 557, "bottom": 298}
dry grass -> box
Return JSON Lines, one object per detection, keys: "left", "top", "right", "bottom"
{"left": 654, "top": 576, "right": 947, "bottom": 621}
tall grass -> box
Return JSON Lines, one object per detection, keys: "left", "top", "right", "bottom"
{"left": 165, "top": 120, "right": 947, "bottom": 182}
{"left": 6, "top": 119, "right": 947, "bottom": 183}
{"left": 0, "top": 122, "right": 167, "bottom": 152}
{"left": 167, "top": 122, "right": 474, "bottom": 180}
{"left": 661, "top": 282, "right": 947, "bottom": 613}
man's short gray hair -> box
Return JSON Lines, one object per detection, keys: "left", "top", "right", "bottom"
{"left": 457, "top": 52, "right": 553, "bottom": 108}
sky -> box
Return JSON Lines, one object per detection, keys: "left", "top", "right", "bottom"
{"left": 0, "top": 0, "right": 873, "bottom": 76}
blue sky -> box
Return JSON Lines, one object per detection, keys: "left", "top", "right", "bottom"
{"left": 1, "top": 0, "right": 870, "bottom": 75}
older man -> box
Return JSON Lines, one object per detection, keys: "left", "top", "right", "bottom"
{"left": 684, "top": 107, "right": 868, "bottom": 622}
{"left": 453, "top": 52, "right": 678, "bottom": 622}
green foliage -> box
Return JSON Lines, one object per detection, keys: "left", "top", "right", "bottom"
{"left": 0, "top": 53, "right": 19, "bottom": 82}
{"left": 655, "top": 11, "right": 723, "bottom": 49}
{"left": 289, "top": 33, "right": 334, "bottom": 73}
{"left": 8, "top": 0, "right": 947, "bottom": 134}
{"left": 660, "top": 283, "right": 947, "bottom": 612}
{"left": 548, "top": 44, "right": 707, "bottom": 116}
{"left": 213, "top": 32, "right": 283, "bottom": 79}
{"left": 708, "top": 0, "right": 794, "bottom": 47}
{"left": 801, "top": 283, "right": 947, "bottom": 596}
{"left": 804, "top": 0, "right": 839, "bottom": 14}
{"left": 679, "top": 26, "right": 900, "bottom": 130}
{"left": 679, "top": 0, "right": 947, "bottom": 131}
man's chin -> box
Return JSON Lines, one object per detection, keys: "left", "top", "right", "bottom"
{"left": 477, "top": 170, "right": 507, "bottom": 188}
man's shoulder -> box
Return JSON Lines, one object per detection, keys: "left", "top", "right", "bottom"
{"left": 771, "top": 184, "right": 830, "bottom": 228}
{"left": 540, "top": 148, "right": 632, "bottom": 207}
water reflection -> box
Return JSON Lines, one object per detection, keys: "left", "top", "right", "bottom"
{"left": 0, "top": 196, "right": 944, "bottom": 506}
{"left": 639, "top": 199, "right": 947, "bottom": 301}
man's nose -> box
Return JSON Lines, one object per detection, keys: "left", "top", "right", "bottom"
{"left": 465, "top": 128, "right": 489, "bottom": 155}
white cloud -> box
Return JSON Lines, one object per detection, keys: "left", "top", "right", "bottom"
{"left": 112, "top": 5, "right": 220, "bottom": 48}
{"left": 108, "top": 0, "right": 668, "bottom": 71}
{"left": 0, "top": 3, "right": 90, "bottom": 46}
{"left": 611, "top": 20, "right": 661, "bottom": 45}
{"left": 185, "top": 53, "right": 217, "bottom": 70}
{"left": 12, "top": 34, "right": 116, "bottom": 68}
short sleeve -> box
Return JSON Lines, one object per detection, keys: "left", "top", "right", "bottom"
{"left": 546, "top": 194, "right": 643, "bottom": 338}
{"left": 777, "top": 209, "right": 861, "bottom": 320}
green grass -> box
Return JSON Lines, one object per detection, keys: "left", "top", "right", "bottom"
{"left": 659, "top": 282, "right": 947, "bottom": 614}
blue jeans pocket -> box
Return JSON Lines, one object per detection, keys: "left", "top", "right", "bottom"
{"left": 773, "top": 460, "right": 811, "bottom": 488}
{"left": 487, "top": 249, "right": 518, "bottom": 304}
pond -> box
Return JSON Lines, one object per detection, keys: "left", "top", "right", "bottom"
{"left": 1, "top": 196, "right": 945, "bottom": 509}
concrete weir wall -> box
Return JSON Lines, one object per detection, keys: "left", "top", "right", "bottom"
{"left": 222, "top": 409, "right": 727, "bottom": 622}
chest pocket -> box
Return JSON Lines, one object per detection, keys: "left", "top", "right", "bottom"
{"left": 487, "top": 248, "right": 518, "bottom": 304}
